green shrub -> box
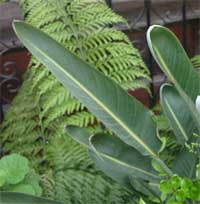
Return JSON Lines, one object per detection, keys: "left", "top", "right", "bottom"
{"left": 13, "top": 21, "right": 200, "bottom": 203}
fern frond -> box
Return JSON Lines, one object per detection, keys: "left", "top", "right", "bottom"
{"left": 121, "top": 80, "right": 150, "bottom": 93}
{"left": 191, "top": 54, "right": 200, "bottom": 70}
{"left": 67, "top": 110, "right": 97, "bottom": 127}
{"left": 53, "top": 170, "right": 137, "bottom": 204}
{"left": 46, "top": 136, "right": 92, "bottom": 171}
{"left": 81, "top": 28, "right": 131, "bottom": 49}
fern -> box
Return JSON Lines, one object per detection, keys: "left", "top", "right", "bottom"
{"left": 53, "top": 170, "right": 136, "bottom": 204}
{"left": 0, "top": 0, "right": 149, "bottom": 203}
{"left": 191, "top": 54, "right": 200, "bottom": 70}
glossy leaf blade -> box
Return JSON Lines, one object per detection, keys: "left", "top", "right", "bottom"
{"left": 172, "top": 148, "right": 197, "bottom": 178}
{"left": 66, "top": 126, "right": 91, "bottom": 148}
{"left": 13, "top": 21, "right": 160, "bottom": 157}
{"left": 0, "top": 192, "right": 61, "bottom": 204}
{"left": 147, "top": 25, "right": 200, "bottom": 102}
{"left": 160, "top": 84, "right": 196, "bottom": 144}
{"left": 89, "top": 134, "right": 161, "bottom": 187}
{"left": 147, "top": 26, "right": 200, "bottom": 179}
{"left": 147, "top": 25, "right": 200, "bottom": 132}
{"left": 66, "top": 126, "right": 160, "bottom": 187}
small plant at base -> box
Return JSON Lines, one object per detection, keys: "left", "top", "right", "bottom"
{"left": 160, "top": 175, "right": 200, "bottom": 204}
{"left": 0, "top": 153, "right": 42, "bottom": 196}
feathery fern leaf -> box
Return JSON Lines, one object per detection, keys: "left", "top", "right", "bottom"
{"left": 191, "top": 54, "right": 200, "bottom": 70}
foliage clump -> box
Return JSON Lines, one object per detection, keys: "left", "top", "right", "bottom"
{"left": 17, "top": 21, "right": 200, "bottom": 204}
{"left": 0, "top": 0, "right": 149, "bottom": 203}
{"left": 0, "top": 154, "right": 42, "bottom": 196}
{"left": 160, "top": 175, "right": 200, "bottom": 204}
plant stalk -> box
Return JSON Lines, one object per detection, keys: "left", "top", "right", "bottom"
{"left": 155, "top": 157, "right": 173, "bottom": 177}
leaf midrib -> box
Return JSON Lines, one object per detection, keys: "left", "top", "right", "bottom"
{"left": 23, "top": 37, "right": 157, "bottom": 157}
{"left": 98, "top": 151, "right": 160, "bottom": 179}
{"left": 154, "top": 46, "right": 200, "bottom": 131}
{"left": 164, "top": 99, "right": 188, "bottom": 141}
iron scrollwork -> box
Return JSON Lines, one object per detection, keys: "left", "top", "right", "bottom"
{"left": 0, "top": 40, "right": 22, "bottom": 122}
{"left": 0, "top": 61, "right": 21, "bottom": 103}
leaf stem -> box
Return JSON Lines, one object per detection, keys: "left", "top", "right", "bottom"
{"left": 156, "top": 158, "right": 173, "bottom": 177}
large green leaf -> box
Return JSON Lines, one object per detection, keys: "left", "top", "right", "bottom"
{"left": 147, "top": 25, "right": 200, "bottom": 133}
{"left": 13, "top": 21, "right": 160, "bottom": 157}
{"left": 0, "top": 192, "right": 61, "bottom": 204}
{"left": 172, "top": 147, "right": 197, "bottom": 178}
{"left": 0, "top": 154, "right": 29, "bottom": 185}
{"left": 147, "top": 26, "right": 200, "bottom": 179}
{"left": 90, "top": 134, "right": 161, "bottom": 184}
{"left": 66, "top": 126, "right": 161, "bottom": 188}
{"left": 147, "top": 25, "right": 200, "bottom": 102}
{"left": 160, "top": 84, "right": 196, "bottom": 145}
{"left": 66, "top": 126, "right": 91, "bottom": 148}
{"left": 5, "top": 171, "right": 42, "bottom": 196}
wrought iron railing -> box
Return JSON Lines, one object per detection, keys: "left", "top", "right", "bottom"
{"left": 0, "top": 41, "right": 23, "bottom": 122}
